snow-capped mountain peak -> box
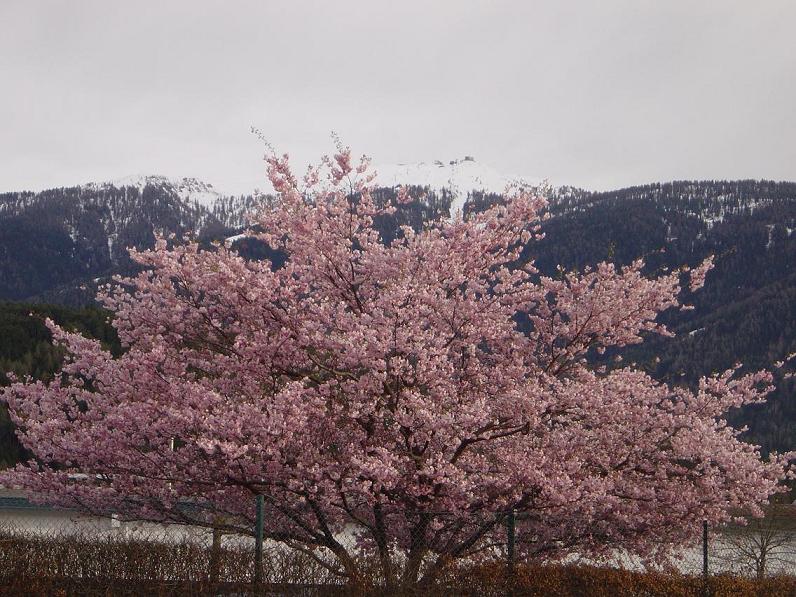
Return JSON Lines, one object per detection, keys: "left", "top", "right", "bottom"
{"left": 84, "top": 175, "right": 224, "bottom": 210}
{"left": 373, "top": 157, "right": 539, "bottom": 215}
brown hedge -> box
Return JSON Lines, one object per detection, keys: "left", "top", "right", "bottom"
{"left": 0, "top": 531, "right": 793, "bottom": 596}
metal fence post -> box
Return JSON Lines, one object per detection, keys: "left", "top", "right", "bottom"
{"left": 702, "top": 520, "right": 708, "bottom": 578}
{"left": 254, "top": 494, "right": 264, "bottom": 586}
{"left": 506, "top": 509, "right": 516, "bottom": 574}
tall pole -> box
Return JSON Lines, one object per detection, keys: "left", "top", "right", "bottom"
{"left": 506, "top": 509, "right": 516, "bottom": 574}
{"left": 702, "top": 520, "right": 708, "bottom": 578}
{"left": 255, "top": 494, "right": 264, "bottom": 586}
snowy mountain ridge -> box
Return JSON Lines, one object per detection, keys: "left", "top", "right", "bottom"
{"left": 71, "top": 157, "right": 539, "bottom": 219}
{"left": 373, "top": 156, "right": 541, "bottom": 215}
{"left": 84, "top": 175, "right": 224, "bottom": 210}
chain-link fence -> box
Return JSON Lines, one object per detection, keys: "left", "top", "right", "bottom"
{"left": 0, "top": 491, "right": 793, "bottom": 595}
{"left": 571, "top": 513, "right": 796, "bottom": 580}
{"left": 698, "top": 507, "right": 796, "bottom": 579}
{"left": 0, "top": 495, "right": 517, "bottom": 594}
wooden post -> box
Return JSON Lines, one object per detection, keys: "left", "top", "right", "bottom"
{"left": 209, "top": 520, "right": 222, "bottom": 584}
{"left": 702, "top": 520, "right": 708, "bottom": 578}
{"left": 254, "top": 494, "right": 264, "bottom": 586}
{"left": 506, "top": 509, "right": 516, "bottom": 573}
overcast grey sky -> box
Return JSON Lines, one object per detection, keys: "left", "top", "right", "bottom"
{"left": 2, "top": 1, "right": 795, "bottom": 194}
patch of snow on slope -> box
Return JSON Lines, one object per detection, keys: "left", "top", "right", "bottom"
{"left": 373, "top": 157, "right": 539, "bottom": 216}
{"left": 766, "top": 224, "right": 775, "bottom": 249}
{"left": 225, "top": 233, "right": 249, "bottom": 244}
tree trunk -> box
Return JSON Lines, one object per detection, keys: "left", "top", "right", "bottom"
{"left": 374, "top": 504, "right": 396, "bottom": 589}
{"left": 400, "top": 514, "right": 431, "bottom": 588}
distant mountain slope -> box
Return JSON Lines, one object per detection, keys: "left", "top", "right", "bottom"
{"left": 0, "top": 178, "right": 259, "bottom": 302}
{"left": 518, "top": 180, "right": 796, "bottom": 454}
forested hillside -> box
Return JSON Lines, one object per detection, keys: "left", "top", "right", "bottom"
{"left": 0, "top": 180, "right": 256, "bottom": 303}
{"left": 524, "top": 181, "right": 796, "bottom": 454}
{"left": 380, "top": 180, "right": 796, "bottom": 454}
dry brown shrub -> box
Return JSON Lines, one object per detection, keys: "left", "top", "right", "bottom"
{"left": 413, "top": 562, "right": 796, "bottom": 597}
{"left": 0, "top": 530, "right": 793, "bottom": 596}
